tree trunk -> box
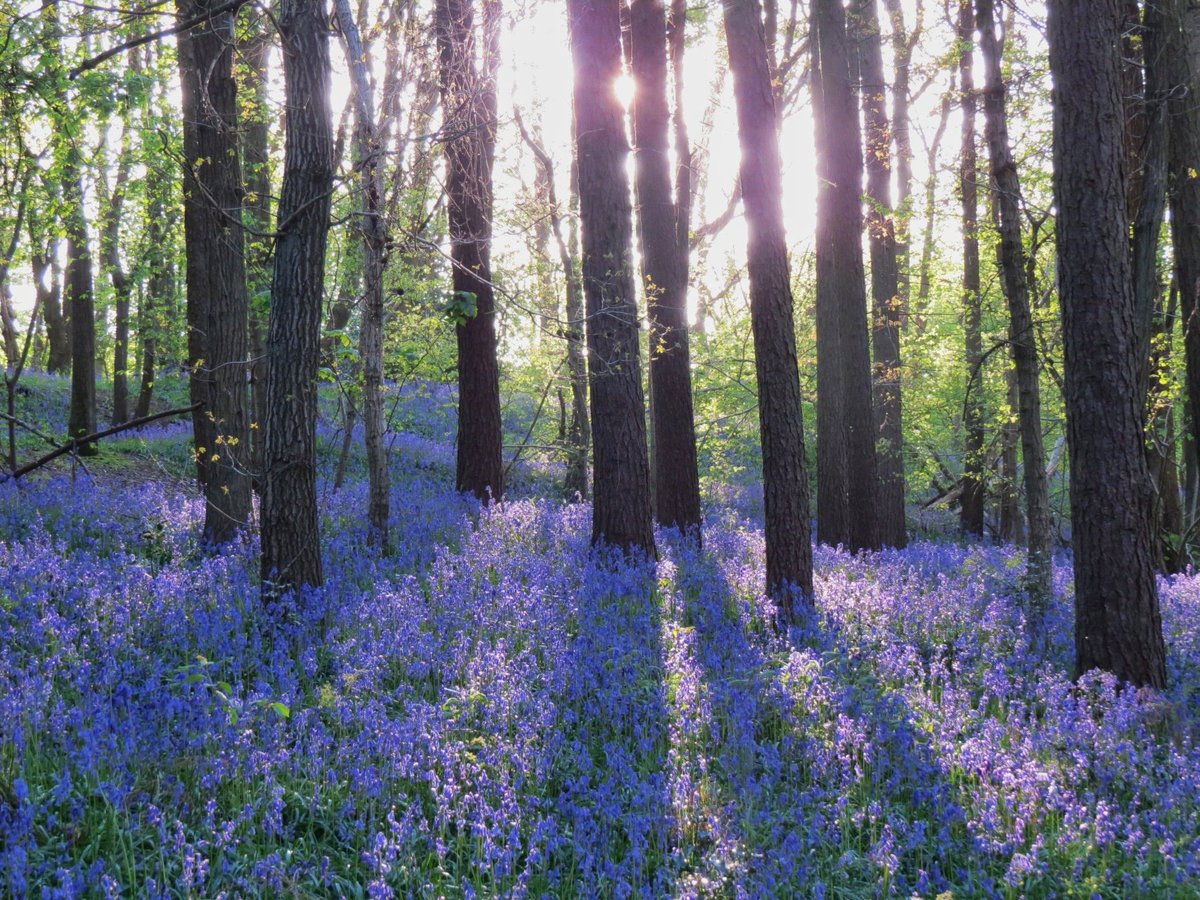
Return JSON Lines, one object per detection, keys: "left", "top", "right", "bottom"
{"left": 812, "top": 0, "right": 879, "bottom": 552}
{"left": 723, "top": 0, "right": 814, "bottom": 616}
{"left": 958, "top": 0, "right": 985, "bottom": 538}
{"left": 851, "top": 0, "right": 905, "bottom": 547}
{"left": 437, "top": 0, "right": 505, "bottom": 503}
{"left": 64, "top": 158, "right": 96, "bottom": 450}
{"left": 630, "top": 0, "right": 702, "bottom": 535}
{"left": 565, "top": 160, "right": 591, "bottom": 501}
{"left": 261, "top": 0, "right": 334, "bottom": 595}
{"left": 177, "top": 0, "right": 253, "bottom": 542}
{"left": 1048, "top": 0, "right": 1167, "bottom": 688}
{"left": 135, "top": 151, "right": 172, "bottom": 419}
{"left": 337, "top": 0, "right": 391, "bottom": 547}
{"left": 568, "top": 0, "right": 655, "bottom": 555}
{"left": 978, "top": 0, "right": 1053, "bottom": 609}
{"left": 100, "top": 124, "right": 134, "bottom": 425}
{"left": 1168, "top": 2, "right": 1200, "bottom": 503}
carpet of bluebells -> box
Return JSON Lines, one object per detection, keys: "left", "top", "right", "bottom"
{"left": 2, "top": 382, "right": 1200, "bottom": 897}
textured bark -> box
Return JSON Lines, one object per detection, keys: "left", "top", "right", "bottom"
{"left": 958, "top": 0, "right": 985, "bottom": 538}
{"left": 1048, "top": 0, "right": 1167, "bottom": 688}
{"left": 723, "top": 0, "right": 814, "bottom": 614}
{"left": 136, "top": 158, "right": 172, "bottom": 420}
{"left": 240, "top": 24, "right": 272, "bottom": 485}
{"left": 630, "top": 0, "right": 701, "bottom": 535}
{"left": 100, "top": 128, "right": 134, "bottom": 425}
{"left": 35, "top": 238, "right": 68, "bottom": 375}
{"left": 437, "top": 0, "right": 505, "bottom": 503}
{"left": 851, "top": 0, "right": 906, "bottom": 548}
{"left": 64, "top": 157, "right": 96, "bottom": 450}
{"left": 978, "top": 0, "right": 1052, "bottom": 608}
{"left": 177, "top": 0, "right": 253, "bottom": 542}
{"left": 568, "top": 0, "right": 655, "bottom": 555}
{"left": 261, "top": 0, "right": 334, "bottom": 594}
{"left": 1168, "top": 2, "right": 1200, "bottom": 494}
{"left": 337, "top": 0, "right": 390, "bottom": 547}
{"left": 812, "top": 0, "right": 879, "bottom": 552}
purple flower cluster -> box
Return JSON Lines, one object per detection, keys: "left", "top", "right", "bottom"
{"left": 1, "top": 469, "right": 1198, "bottom": 897}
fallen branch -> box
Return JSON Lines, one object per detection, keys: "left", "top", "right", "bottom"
{"left": 3, "top": 403, "right": 201, "bottom": 482}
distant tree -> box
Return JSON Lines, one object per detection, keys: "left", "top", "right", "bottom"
{"left": 850, "top": 0, "right": 906, "bottom": 548}
{"left": 957, "top": 0, "right": 984, "bottom": 538}
{"left": 1047, "top": 0, "right": 1167, "bottom": 688}
{"left": 812, "top": 0, "right": 879, "bottom": 552}
{"left": 629, "top": 0, "right": 701, "bottom": 535}
{"left": 437, "top": 0, "right": 504, "bottom": 503}
{"left": 976, "top": 0, "right": 1052, "bottom": 610}
{"left": 336, "top": 0, "right": 390, "bottom": 547}
{"left": 723, "top": 0, "right": 814, "bottom": 617}
{"left": 177, "top": 0, "right": 252, "bottom": 542}
{"left": 567, "top": 0, "right": 655, "bottom": 555}
{"left": 261, "top": 0, "right": 334, "bottom": 595}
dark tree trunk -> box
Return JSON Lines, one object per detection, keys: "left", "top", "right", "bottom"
{"left": 723, "top": 0, "right": 814, "bottom": 615}
{"left": 135, "top": 155, "right": 172, "bottom": 420}
{"left": 64, "top": 159, "right": 96, "bottom": 450}
{"left": 177, "top": 0, "right": 253, "bottom": 543}
{"left": 851, "top": 0, "right": 905, "bottom": 548}
{"left": 812, "top": 0, "right": 879, "bottom": 552}
{"left": 261, "top": 0, "right": 334, "bottom": 595}
{"left": 240, "top": 24, "right": 273, "bottom": 487}
{"left": 958, "top": 0, "right": 985, "bottom": 538}
{"left": 100, "top": 129, "right": 134, "bottom": 425}
{"left": 978, "top": 0, "right": 1053, "bottom": 608}
{"left": 565, "top": 160, "right": 591, "bottom": 501}
{"left": 568, "top": 0, "right": 655, "bottom": 555}
{"left": 630, "top": 0, "right": 701, "bottom": 535}
{"left": 35, "top": 238, "right": 69, "bottom": 375}
{"left": 1048, "top": 0, "right": 1167, "bottom": 688}
{"left": 1168, "top": 2, "right": 1200, "bottom": 498}
{"left": 437, "top": 0, "right": 505, "bottom": 503}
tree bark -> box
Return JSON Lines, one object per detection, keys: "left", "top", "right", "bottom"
{"left": 337, "top": 0, "right": 391, "bottom": 547}
{"left": 261, "top": 0, "right": 334, "bottom": 595}
{"left": 568, "top": 0, "right": 655, "bottom": 555}
{"left": 851, "top": 0, "right": 906, "bottom": 547}
{"left": 437, "top": 0, "right": 505, "bottom": 503}
{"left": 177, "top": 0, "right": 253, "bottom": 542}
{"left": 977, "top": 0, "right": 1053, "bottom": 609}
{"left": 958, "top": 0, "right": 985, "bottom": 538}
{"left": 723, "top": 0, "right": 814, "bottom": 616}
{"left": 630, "top": 0, "right": 702, "bottom": 535}
{"left": 64, "top": 155, "right": 96, "bottom": 450}
{"left": 1048, "top": 0, "right": 1167, "bottom": 688}
{"left": 812, "top": 0, "right": 880, "bottom": 552}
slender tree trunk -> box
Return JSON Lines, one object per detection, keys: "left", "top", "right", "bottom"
{"left": 1048, "top": 0, "right": 1167, "bottom": 688}
{"left": 100, "top": 126, "right": 134, "bottom": 425}
{"left": 723, "top": 0, "right": 814, "bottom": 615}
{"left": 851, "top": 0, "right": 906, "bottom": 547}
{"left": 1168, "top": 2, "right": 1200, "bottom": 495}
{"left": 177, "top": 0, "right": 253, "bottom": 542}
{"left": 958, "top": 0, "right": 985, "bottom": 537}
{"left": 240, "top": 24, "right": 273, "bottom": 487}
{"left": 261, "top": 0, "right": 334, "bottom": 595}
{"left": 630, "top": 0, "right": 702, "bottom": 535}
{"left": 978, "top": 0, "right": 1052, "bottom": 608}
{"left": 565, "top": 160, "right": 590, "bottom": 500}
{"left": 336, "top": 0, "right": 391, "bottom": 547}
{"left": 64, "top": 157, "right": 96, "bottom": 450}
{"left": 812, "top": 0, "right": 880, "bottom": 552}
{"left": 568, "top": 0, "right": 655, "bottom": 555}
{"left": 914, "top": 89, "right": 953, "bottom": 330}
{"left": 437, "top": 0, "right": 505, "bottom": 502}
{"left": 136, "top": 156, "right": 171, "bottom": 419}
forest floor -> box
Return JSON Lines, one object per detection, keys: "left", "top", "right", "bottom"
{"left": 1, "top": 374, "right": 1199, "bottom": 898}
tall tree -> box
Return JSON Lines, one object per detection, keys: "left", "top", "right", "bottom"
{"left": 336, "top": 0, "right": 390, "bottom": 547}
{"left": 977, "top": 0, "right": 1052, "bottom": 609}
{"left": 1166, "top": 1, "right": 1200, "bottom": 495}
{"left": 260, "top": 0, "right": 334, "bottom": 594}
{"left": 568, "top": 0, "right": 655, "bottom": 555}
{"left": 1047, "top": 0, "right": 1167, "bottom": 687}
{"left": 629, "top": 0, "right": 701, "bottom": 535}
{"left": 437, "top": 0, "right": 504, "bottom": 502}
{"left": 723, "top": 0, "right": 814, "bottom": 617}
{"left": 177, "top": 0, "right": 253, "bottom": 542}
{"left": 812, "top": 0, "right": 880, "bottom": 552}
{"left": 850, "top": 0, "right": 906, "bottom": 547}
{"left": 63, "top": 145, "right": 96, "bottom": 448}
{"left": 958, "top": 0, "right": 985, "bottom": 537}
